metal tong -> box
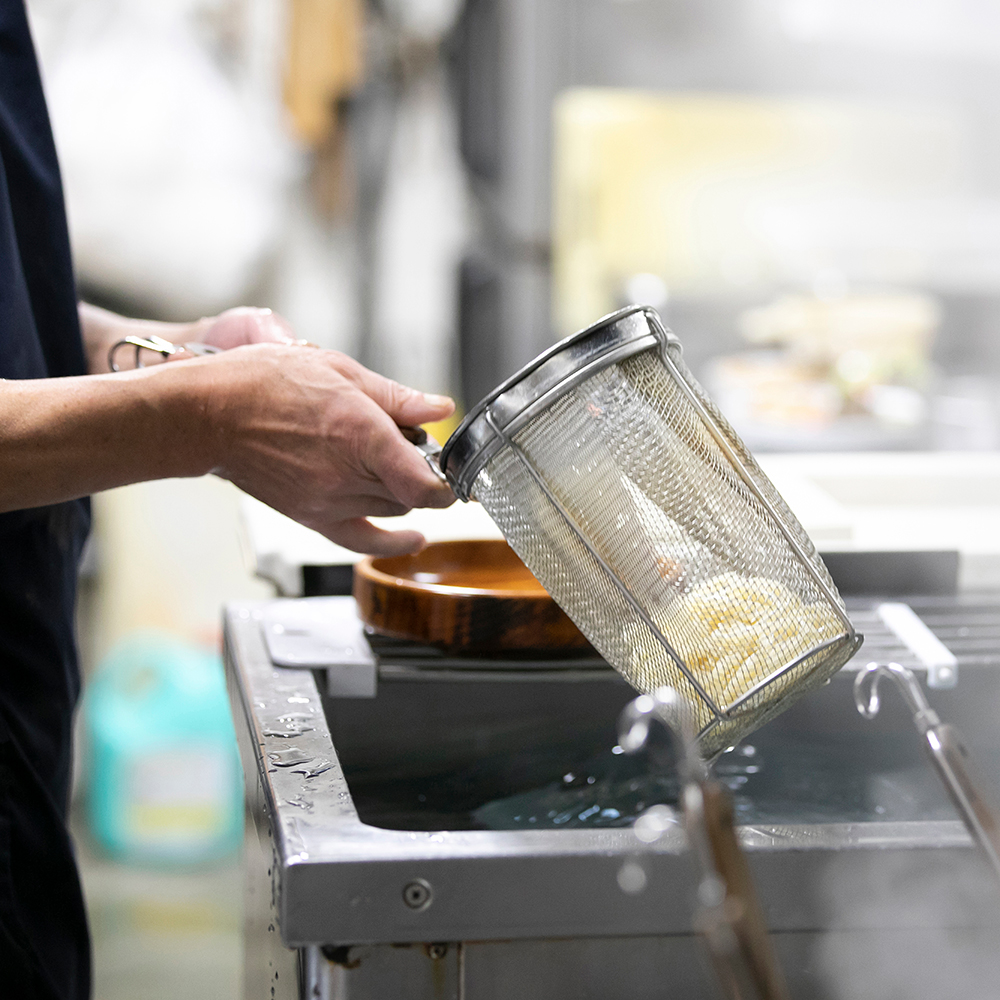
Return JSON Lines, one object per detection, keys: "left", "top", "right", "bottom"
{"left": 854, "top": 661, "right": 1000, "bottom": 884}
{"left": 108, "top": 334, "right": 221, "bottom": 371}
{"left": 619, "top": 688, "right": 790, "bottom": 1000}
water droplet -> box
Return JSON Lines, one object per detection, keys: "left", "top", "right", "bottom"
{"left": 698, "top": 875, "right": 726, "bottom": 908}
{"left": 617, "top": 861, "right": 647, "bottom": 895}
{"left": 634, "top": 804, "right": 677, "bottom": 844}
{"left": 262, "top": 724, "right": 315, "bottom": 739}
{"left": 267, "top": 747, "right": 315, "bottom": 767}
{"left": 293, "top": 759, "right": 333, "bottom": 778}
{"left": 287, "top": 696, "right": 310, "bottom": 705}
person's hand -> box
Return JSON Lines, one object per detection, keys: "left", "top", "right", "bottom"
{"left": 188, "top": 307, "right": 296, "bottom": 351}
{"left": 78, "top": 302, "right": 456, "bottom": 554}
{"left": 195, "top": 342, "right": 456, "bottom": 555}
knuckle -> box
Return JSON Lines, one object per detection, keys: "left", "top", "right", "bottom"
{"left": 388, "top": 480, "right": 419, "bottom": 509}
{"left": 350, "top": 419, "right": 388, "bottom": 469}
{"left": 383, "top": 378, "right": 419, "bottom": 414}
{"left": 327, "top": 350, "right": 362, "bottom": 381}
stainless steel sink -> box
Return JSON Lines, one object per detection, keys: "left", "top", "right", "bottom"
{"left": 225, "top": 594, "right": 1000, "bottom": 1000}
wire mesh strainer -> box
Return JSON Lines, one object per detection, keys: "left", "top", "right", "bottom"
{"left": 440, "top": 306, "right": 862, "bottom": 757}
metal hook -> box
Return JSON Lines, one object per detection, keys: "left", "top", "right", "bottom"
{"left": 854, "top": 661, "right": 940, "bottom": 733}
{"left": 855, "top": 661, "right": 1000, "bottom": 886}
{"left": 618, "top": 687, "right": 790, "bottom": 1000}
{"left": 618, "top": 686, "right": 704, "bottom": 784}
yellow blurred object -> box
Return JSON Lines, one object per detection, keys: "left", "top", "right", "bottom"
{"left": 553, "top": 90, "right": 796, "bottom": 332}
{"left": 551, "top": 89, "right": 959, "bottom": 336}
{"left": 422, "top": 410, "right": 464, "bottom": 447}
{"left": 285, "top": 0, "right": 363, "bottom": 145}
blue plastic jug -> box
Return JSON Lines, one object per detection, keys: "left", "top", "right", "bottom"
{"left": 82, "top": 633, "right": 243, "bottom": 863}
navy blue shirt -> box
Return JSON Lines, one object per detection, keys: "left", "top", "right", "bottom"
{"left": 0, "top": 0, "right": 88, "bottom": 790}
{"left": 0, "top": 3, "right": 91, "bottom": 997}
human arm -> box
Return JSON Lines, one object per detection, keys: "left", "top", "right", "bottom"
{"left": 79, "top": 302, "right": 296, "bottom": 374}
{"left": 0, "top": 342, "right": 455, "bottom": 555}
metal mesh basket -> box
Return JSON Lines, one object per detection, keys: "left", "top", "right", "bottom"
{"left": 440, "top": 307, "right": 862, "bottom": 757}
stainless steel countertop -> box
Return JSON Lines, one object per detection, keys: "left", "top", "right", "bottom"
{"left": 224, "top": 600, "right": 1000, "bottom": 948}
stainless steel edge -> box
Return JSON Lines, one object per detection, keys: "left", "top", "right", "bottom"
{"left": 377, "top": 665, "right": 625, "bottom": 683}
{"left": 442, "top": 307, "right": 671, "bottom": 500}
{"left": 723, "top": 632, "right": 861, "bottom": 716}
{"left": 454, "top": 333, "right": 661, "bottom": 501}
{"left": 490, "top": 335, "right": 660, "bottom": 442}
{"left": 226, "top": 602, "right": 986, "bottom": 950}
{"left": 227, "top": 600, "right": 697, "bottom": 946}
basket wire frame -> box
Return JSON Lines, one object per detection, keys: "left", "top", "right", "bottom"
{"left": 468, "top": 337, "right": 860, "bottom": 757}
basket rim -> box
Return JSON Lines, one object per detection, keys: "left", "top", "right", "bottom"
{"left": 441, "top": 305, "right": 678, "bottom": 500}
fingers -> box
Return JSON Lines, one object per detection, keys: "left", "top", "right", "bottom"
{"left": 363, "top": 418, "right": 457, "bottom": 510}
{"left": 320, "top": 517, "right": 427, "bottom": 556}
{"left": 202, "top": 308, "right": 295, "bottom": 350}
{"left": 322, "top": 495, "right": 412, "bottom": 519}
{"left": 331, "top": 356, "right": 455, "bottom": 427}
{"left": 250, "top": 308, "right": 294, "bottom": 344}
{"left": 201, "top": 342, "right": 458, "bottom": 543}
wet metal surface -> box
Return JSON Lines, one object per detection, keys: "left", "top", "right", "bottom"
{"left": 225, "top": 596, "right": 1000, "bottom": 950}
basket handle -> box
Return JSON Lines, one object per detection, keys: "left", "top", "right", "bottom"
{"left": 398, "top": 426, "right": 447, "bottom": 484}
{"left": 620, "top": 689, "right": 790, "bottom": 1000}
{"left": 855, "top": 661, "right": 1000, "bottom": 884}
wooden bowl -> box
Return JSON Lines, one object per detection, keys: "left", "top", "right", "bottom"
{"left": 353, "top": 539, "right": 592, "bottom": 655}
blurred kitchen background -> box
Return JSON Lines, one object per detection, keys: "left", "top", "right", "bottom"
{"left": 24, "top": 0, "right": 1000, "bottom": 997}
